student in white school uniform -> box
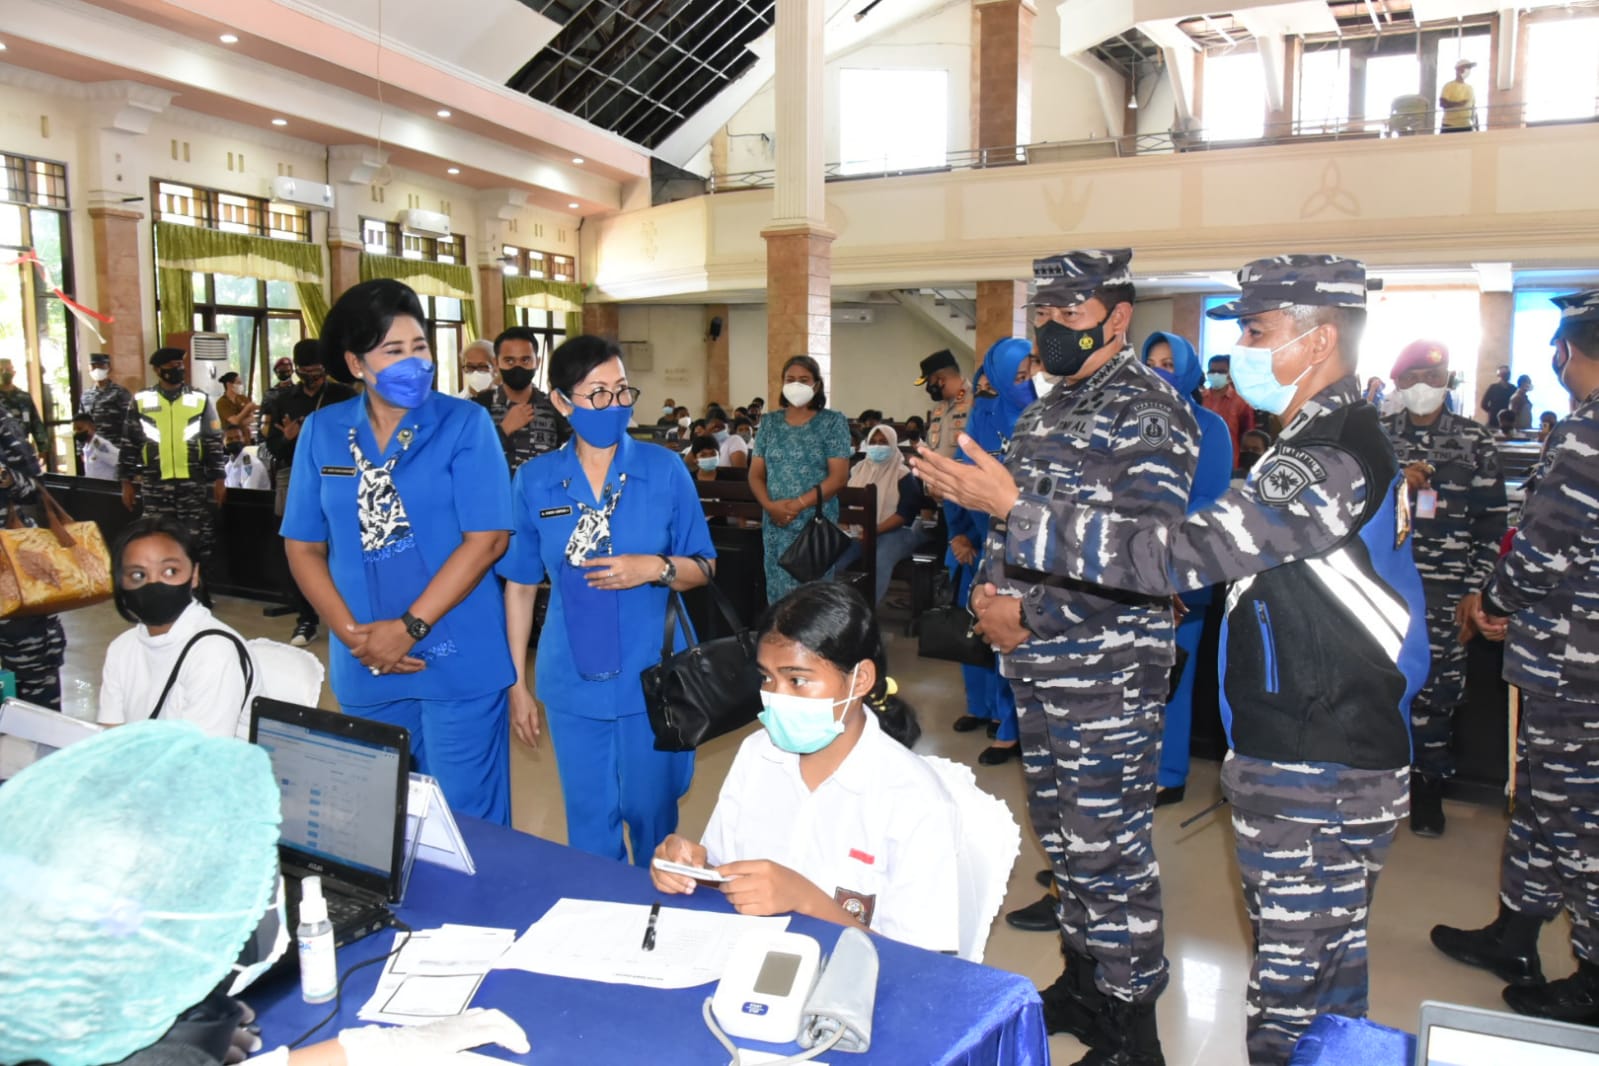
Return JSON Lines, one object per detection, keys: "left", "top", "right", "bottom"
{"left": 651, "top": 580, "right": 961, "bottom": 954}
{"left": 73, "top": 411, "right": 119, "bottom": 480}
{"left": 223, "top": 425, "right": 271, "bottom": 490}
{"left": 97, "top": 516, "right": 259, "bottom": 740}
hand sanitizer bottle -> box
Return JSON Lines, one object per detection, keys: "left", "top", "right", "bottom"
{"left": 297, "top": 875, "right": 337, "bottom": 1004}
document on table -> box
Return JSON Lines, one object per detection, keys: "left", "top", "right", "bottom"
{"left": 494, "top": 898, "right": 790, "bottom": 989}
{"left": 357, "top": 924, "right": 518, "bottom": 1025}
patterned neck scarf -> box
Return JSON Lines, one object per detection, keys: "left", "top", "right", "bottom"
{"left": 563, "top": 473, "right": 627, "bottom": 566}
{"left": 349, "top": 426, "right": 416, "bottom": 559}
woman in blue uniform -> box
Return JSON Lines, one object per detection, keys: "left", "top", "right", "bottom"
{"left": 501, "top": 335, "right": 716, "bottom": 864}
{"left": 282, "top": 279, "right": 516, "bottom": 824}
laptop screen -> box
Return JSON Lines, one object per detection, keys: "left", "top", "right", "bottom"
{"left": 254, "top": 713, "right": 403, "bottom": 880}
{"left": 1424, "top": 1026, "right": 1599, "bottom": 1066}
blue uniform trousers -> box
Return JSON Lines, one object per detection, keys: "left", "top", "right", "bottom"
{"left": 547, "top": 710, "right": 694, "bottom": 865}
{"left": 346, "top": 691, "right": 511, "bottom": 826}
{"left": 952, "top": 561, "right": 1017, "bottom": 742}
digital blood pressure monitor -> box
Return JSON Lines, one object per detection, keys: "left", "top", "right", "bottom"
{"left": 711, "top": 931, "right": 823, "bottom": 1044}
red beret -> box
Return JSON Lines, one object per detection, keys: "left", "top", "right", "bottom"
{"left": 1391, "top": 339, "right": 1449, "bottom": 379}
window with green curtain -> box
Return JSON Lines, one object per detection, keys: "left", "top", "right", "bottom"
{"left": 503, "top": 276, "right": 584, "bottom": 341}
{"left": 154, "top": 221, "right": 327, "bottom": 336}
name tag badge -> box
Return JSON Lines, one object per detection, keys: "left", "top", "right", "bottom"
{"left": 539, "top": 506, "right": 573, "bottom": 519}
{"left": 321, "top": 465, "right": 357, "bottom": 477}
{"left": 1416, "top": 488, "right": 1438, "bottom": 519}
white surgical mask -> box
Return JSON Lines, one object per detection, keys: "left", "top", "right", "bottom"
{"left": 464, "top": 370, "right": 493, "bottom": 393}
{"left": 1031, "top": 371, "right": 1057, "bottom": 399}
{"left": 90, "top": 367, "right": 111, "bottom": 382}
{"left": 677, "top": 416, "right": 692, "bottom": 429}
{"left": 782, "top": 381, "right": 815, "bottom": 408}
{"left": 1398, "top": 382, "right": 1450, "bottom": 417}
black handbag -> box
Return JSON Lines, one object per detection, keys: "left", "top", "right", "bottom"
{"left": 778, "top": 486, "right": 852, "bottom": 584}
{"left": 641, "top": 560, "right": 763, "bottom": 752}
{"left": 915, "top": 605, "right": 997, "bottom": 667}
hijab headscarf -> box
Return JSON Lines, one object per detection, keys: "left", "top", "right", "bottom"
{"left": 965, "top": 338, "right": 1035, "bottom": 457}
{"left": 848, "top": 422, "right": 909, "bottom": 526}
{"left": 1142, "top": 330, "right": 1232, "bottom": 511}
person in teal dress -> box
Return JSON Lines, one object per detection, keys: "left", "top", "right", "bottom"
{"left": 748, "top": 355, "right": 852, "bottom": 604}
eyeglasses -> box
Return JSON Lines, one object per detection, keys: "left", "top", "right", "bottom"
{"left": 571, "top": 385, "right": 641, "bottom": 410}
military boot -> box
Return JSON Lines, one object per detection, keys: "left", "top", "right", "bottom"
{"left": 1040, "top": 947, "right": 1107, "bottom": 1046}
{"left": 1410, "top": 771, "right": 1445, "bottom": 837}
{"left": 1504, "top": 960, "right": 1599, "bottom": 1024}
{"left": 1075, "top": 998, "right": 1164, "bottom": 1066}
{"left": 1431, "top": 903, "right": 1546, "bottom": 985}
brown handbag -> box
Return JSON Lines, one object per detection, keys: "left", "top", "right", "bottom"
{"left": 0, "top": 487, "right": 113, "bottom": 617}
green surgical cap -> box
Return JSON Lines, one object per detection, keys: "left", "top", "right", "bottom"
{"left": 0, "top": 721, "right": 281, "bottom": 1066}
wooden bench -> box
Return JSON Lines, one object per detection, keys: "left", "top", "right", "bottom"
{"left": 695, "top": 479, "right": 878, "bottom": 604}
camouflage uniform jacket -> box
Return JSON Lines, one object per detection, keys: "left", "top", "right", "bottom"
{"left": 0, "top": 387, "right": 46, "bottom": 454}
{"left": 977, "top": 349, "right": 1197, "bottom": 680}
{"left": 0, "top": 409, "right": 42, "bottom": 521}
{"left": 1001, "top": 376, "right": 1430, "bottom": 779}
{"left": 81, "top": 380, "right": 134, "bottom": 448}
{"left": 1381, "top": 408, "right": 1507, "bottom": 590}
{"left": 474, "top": 384, "right": 569, "bottom": 473}
{"left": 1482, "top": 387, "right": 1599, "bottom": 702}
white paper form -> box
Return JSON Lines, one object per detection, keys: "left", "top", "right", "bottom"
{"left": 494, "top": 898, "right": 789, "bottom": 989}
{"left": 357, "top": 925, "right": 518, "bottom": 1025}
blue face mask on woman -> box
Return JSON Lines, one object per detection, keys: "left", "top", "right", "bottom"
{"left": 368, "top": 356, "right": 435, "bottom": 409}
{"left": 863, "top": 444, "right": 894, "bottom": 464}
{"left": 564, "top": 397, "right": 630, "bottom": 448}
{"left": 1227, "top": 327, "right": 1318, "bottom": 415}
{"left": 757, "top": 665, "right": 859, "bottom": 754}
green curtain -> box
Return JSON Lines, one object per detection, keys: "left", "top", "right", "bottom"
{"left": 359, "top": 253, "right": 474, "bottom": 299}
{"left": 157, "top": 267, "right": 194, "bottom": 341}
{"left": 461, "top": 300, "right": 478, "bottom": 344}
{"left": 154, "top": 221, "right": 328, "bottom": 336}
{"left": 296, "top": 282, "right": 329, "bottom": 337}
{"left": 503, "top": 276, "right": 585, "bottom": 341}
{"left": 565, "top": 312, "right": 584, "bottom": 338}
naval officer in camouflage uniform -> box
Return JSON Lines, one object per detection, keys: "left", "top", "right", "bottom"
{"left": 924, "top": 255, "right": 1430, "bottom": 1066}
{"left": 0, "top": 408, "right": 67, "bottom": 707}
{"left": 1434, "top": 288, "right": 1599, "bottom": 1025}
{"left": 914, "top": 248, "right": 1196, "bottom": 1066}
{"left": 1380, "top": 339, "right": 1507, "bottom": 836}
{"left": 80, "top": 352, "right": 134, "bottom": 454}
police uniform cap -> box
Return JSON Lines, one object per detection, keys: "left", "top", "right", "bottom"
{"left": 88, "top": 352, "right": 111, "bottom": 366}
{"left": 148, "top": 347, "right": 185, "bottom": 367}
{"left": 1551, "top": 289, "right": 1599, "bottom": 343}
{"left": 1030, "top": 248, "right": 1134, "bottom": 308}
{"left": 913, "top": 348, "right": 961, "bottom": 386}
{"left": 1208, "top": 254, "right": 1369, "bottom": 320}
{"left": 1391, "top": 339, "right": 1450, "bottom": 379}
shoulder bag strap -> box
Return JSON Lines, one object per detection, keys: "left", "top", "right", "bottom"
{"left": 688, "top": 555, "right": 745, "bottom": 635}
{"left": 150, "top": 628, "right": 254, "bottom": 720}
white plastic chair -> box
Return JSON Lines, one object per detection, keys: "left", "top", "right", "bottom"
{"left": 921, "top": 754, "right": 1022, "bottom": 964}
{"left": 246, "top": 638, "right": 325, "bottom": 707}
{"left": 0, "top": 698, "right": 103, "bottom": 779}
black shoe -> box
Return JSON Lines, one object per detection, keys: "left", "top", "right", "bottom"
{"left": 1504, "top": 961, "right": 1599, "bottom": 1024}
{"left": 1040, "top": 949, "right": 1107, "bottom": 1044}
{"left": 290, "top": 619, "right": 317, "bottom": 648}
{"left": 1076, "top": 998, "right": 1164, "bottom": 1066}
{"left": 1154, "top": 786, "right": 1185, "bottom": 808}
{"left": 979, "top": 743, "right": 1019, "bottom": 766}
{"left": 1035, "top": 868, "right": 1054, "bottom": 888}
{"left": 1411, "top": 771, "right": 1446, "bottom": 837}
{"left": 1432, "top": 903, "right": 1547, "bottom": 986}
{"left": 1005, "top": 894, "right": 1057, "bottom": 932}
{"left": 952, "top": 715, "right": 988, "bottom": 733}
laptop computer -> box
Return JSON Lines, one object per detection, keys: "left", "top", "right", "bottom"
{"left": 249, "top": 697, "right": 411, "bottom": 949}
{"left": 1416, "top": 1001, "right": 1599, "bottom": 1066}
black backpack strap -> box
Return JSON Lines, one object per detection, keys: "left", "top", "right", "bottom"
{"left": 150, "top": 629, "right": 254, "bottom": 720}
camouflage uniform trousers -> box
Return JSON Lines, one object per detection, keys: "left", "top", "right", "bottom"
{"left": 141, "top": 479, "right": 218, "bottom": 567}
{"left": 1010, "top": 663, "right": 1168, "bottom": 1004}
{"left": 1225, "top": 758, "right": 1402, "bottom": 1066}
{"left": 1411, "top": 575, "right": 1469, "bottom": 778}
{"left": 1498, "top": 692, "right": 1599, "bottom": 962}
{"left": 0, "top": 614, "right": 66, "bottom": 708}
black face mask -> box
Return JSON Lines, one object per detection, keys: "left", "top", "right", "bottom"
{"left": 1239, "top": 451, "right": 1264, "bottom": 472}
{"left": 275, "top": 372, "right": 294, "bottom": 384}
{"left": 501, "top": 366, "right": 536, "bottom": 392}
{"left": 120, "top": 580, "right": 193, "bottom": 627}
{"left": 925, "top": 381, "right": 944, "bottom": 402}
{"left": 1037, "top": 314, "right": 1109, "bottom": 378}
{"left": 157, "top": 366, "right": 186, "bottom": 386}
{"left": 299, "top": 373, "right": 325, "bottom": 390}
{"left": 74, "top": 431, "right": 90, "bottom": 445}
{"left": 225, "top": 442, "right": 245, "bottom": 457}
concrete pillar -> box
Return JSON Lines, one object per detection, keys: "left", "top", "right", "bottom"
{"left": 972, "top": 0, "right": 1034, "bottom": 163}
{"left": 326, "top": 144, "right": 386, "bottom": 307}
{"left": 583, "top": 303, "right": 619, "bottom": 340}
{"left": 705, "top": 304, "right": 731, "bottom": 405}
{"left": 1487, "top": 9, "right": 1526, "bottom": 130}
{"left": 1170, "top": 294, "right": 1204, "bottom": 348}
{"left": 478, "top": 265, "right": 506, "bottom": 341}
{"left": 327, "top": 241, "right": 361, "bottom": 305}
{"left": 1478, "top": 291, "right": 1512, "bottom": 426}
{"left": 87, "top": 207, "right": 148, "bottom": 386}
{"left": 975, "top": 281, "right": 1027, "bottom": 359}
{"left": 762, "top": 0, "right": 831, "bottom": 404}
{"left": 1263, "top": 35, "right": 1300, "bottom": 137}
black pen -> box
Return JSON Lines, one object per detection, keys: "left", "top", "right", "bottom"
{"left": 642, "top": 902, "right": 661, "bottom": 951}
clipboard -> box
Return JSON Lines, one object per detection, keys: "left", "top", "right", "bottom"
{"left": 404, "top": 772, "right": 476, "bottom": 876}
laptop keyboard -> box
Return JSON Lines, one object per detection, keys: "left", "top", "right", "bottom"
{"left": 325, "top": 889, "right": 375, "bottom": 927}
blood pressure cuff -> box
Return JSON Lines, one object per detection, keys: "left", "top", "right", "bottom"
{"left": 799, "top": 926, "right": 878, "bottom": 1054}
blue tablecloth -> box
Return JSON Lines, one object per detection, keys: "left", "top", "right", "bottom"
{"left": 253, "top": 818, "right": 1048, "bottom": 1065}
{"left": 1289, "top": 1014, "right": 1416, "bottom": 1066}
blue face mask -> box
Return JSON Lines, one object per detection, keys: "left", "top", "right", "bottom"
{"left": 864, "top": 444, "right": 894, "bottom": 464}
{"left": 757, "top": 665, "right": 858, "bottom": 755}
{"left": 713, "top": 429, "right": 729, "bottom": 444}
{"left": 369, "top": 356, "right": 435, "bottom": 409}
{"left": 1227, "top": 328, "right": 1318, "bottom": 415}
{"left": 696, "top": 457, "right": 718, "bottom": 472}
{"left": 1151, "top": 367, "right": 1182, "bottom": 392}
{"left": 1206, "top": 372, "right": 1230, "bottom": 390}
{"left": 564, "top": 398, "right": 631, "bottom": 448}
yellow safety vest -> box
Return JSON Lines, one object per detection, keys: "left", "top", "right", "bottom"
{"left": 135, "top": 389, "right": 211, "bottom": 481}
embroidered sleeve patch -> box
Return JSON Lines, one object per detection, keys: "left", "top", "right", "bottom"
{"left": 1254, "top": 445, "right": 1327, "bottom": 505}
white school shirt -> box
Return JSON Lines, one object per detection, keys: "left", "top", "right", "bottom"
{"left": 81, "top": 434, "right": 119, "bottom": 480}
{"left": 225, "top": 446, "right": 270, "bottom": 489}
{"left": 718, "top": 433, "right": 750, "bottom": 467}
{"left": 97, "top": 600, "right": 258, "bottom": 740}
{"left": 702, "top": 709, "right": 961, "bottom": 954}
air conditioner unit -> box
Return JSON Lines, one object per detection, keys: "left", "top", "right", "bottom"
{"left": 163, "top": 331, "right": 230, "bottom": 401}
{"left": 833, "top": 308, "right": 874, "bottom": 325}
{"left": 399, "top": 208, "right": 453, "bottom": 237}
{"left": 619, "top": 340, "right": 653, "bottom": 372}
{"left": 271, "top": 175, "right": 335, "bottom": 211}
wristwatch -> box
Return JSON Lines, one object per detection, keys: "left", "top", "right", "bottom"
{"left": 401, "top": 611, "right": 432, "bottom": 641}
{"left": 655, "top": 554, "right": 677, "bottom": 587}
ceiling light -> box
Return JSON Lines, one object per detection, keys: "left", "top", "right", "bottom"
{"left": 568, "top": 202, "right": 580, "bottom": 209}
{"left": 271, "top": 118, "right": 288, "bottom": 126}
{"left": 219, "top": 33, "right": 239, "bottom": 44}
{"left": 571, "top": 157, "right": 584, "bottom": 165}
{"left": 436, "top": 109, "right": 452, "bottom": 118}
{"left": 447, "top": 167, "right": 461, "bottom": 175}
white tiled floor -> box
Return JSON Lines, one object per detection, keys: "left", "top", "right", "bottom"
{"left": 58, "top": 595, "right": 1561, "bottom": 1065}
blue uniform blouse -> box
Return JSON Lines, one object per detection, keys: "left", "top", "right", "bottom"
{"left": 281, "top": 391, "right": 516, "bottom": 705}
{"left": 498, "top": 433, "right": 716, "bottom": 722}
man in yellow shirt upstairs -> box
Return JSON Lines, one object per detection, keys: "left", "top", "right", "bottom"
{"left": 1440, "top": 58, "right": 1478, "bottom": 133}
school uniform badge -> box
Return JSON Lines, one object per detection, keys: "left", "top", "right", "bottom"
{"left": 833, "top": 888, "right": 877, "bottom": 927}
